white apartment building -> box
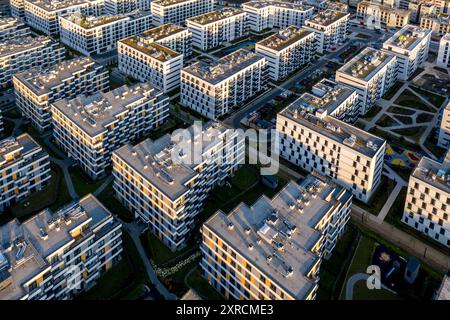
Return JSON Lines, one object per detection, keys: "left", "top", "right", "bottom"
{"left": 11, "top": 0, "right": 26, "bottom": 17}
{"left": 13, "top": 57, "right": 109, "bottom": 131}
{"left": 402, "top": 150, "right": 450, "bottom": 247}
{"left": 201, "top": 173, "right": 352, "bottom": 300}
{"left": 105, "top": 0, "right": 150, "bottom": 14}
{"left": 0, "top": 16, "right": 30, "bottom": 42}
{"left": 0, "top": 134, "right": 51, "bottom": 211}
{"left": 304, "top": 9, "right": 349, "bottom": 54}
{"left": 335, "top": 47, "right": 398, "bottom": 115}
{"left": 180, "top": 49, "right": 268, "bottom": 120}
{"left": 118, "top": 35, "right": 183, "bottom": 93}
{"left": 255, "top": 26, "right": 315, "bottom": 81}
{"left": 242, "top": 1, "right": 314, "bottom": 32}
{"left": 357, "top": 1, "right": 411, "bottom": 28}
{"left": 51, "top": 83, "right": 169, "bottom": 180}
{"left": 420, "top": 12, "right": 450, "bottom": 36}
{"left": 23, "top": 0, "right": 105, "bottom": 35}
{"left": 382, "top": 25, "right": 431, "bottom": 81}
{"left": 0, "top": 194, "right": 123, "bottom": 300}
{"left": 277, "top": 83, "right": 386, "bottom": 203}
{"left": 0, "top": 36, "right": 65, "bottom": 87}
{"left": 437, "top": 33, "right": 450, "bottom": 68}
{"left": 186, "top": 8, "right": 248, "bottom": 51}
{"left": 438, "top": 101, "right": 450, "bottom": 148}
{"left": 59, "top": 10, "right": 152, "bottom": 56}
{"left": 112, "top": 122, "right": 245, "bottom": 250}
{"left": 151, "top": 0, "right": 214, "bottom": 26}
{"left": 133, "top": 23, "right": 193, "bottom": 57}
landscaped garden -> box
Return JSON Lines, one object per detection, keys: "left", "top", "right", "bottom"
{"left": 394, "top": 89, "right": 436, "bottom": 113}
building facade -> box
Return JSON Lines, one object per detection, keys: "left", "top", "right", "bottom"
{"left": 180, "top": 49, "right": 268, "bottom": 120}
{"left": 151, "top": 0, "right": 214, "bottom": 26}
{"left": 200, "top": 173, "right": 352, "bottom": 300}
{"left": 276, "top": 81, "right": 386, "bottom": 203}
{"left": 382, "top": 25, "right": 431, "bottom": 81}
{"left": 304, "top": 9, "right": 349, "bottom": 54}
{"left": 105, "top": 0, "right": 150, "bottom": 14}
{"left": 0, "top": 134, "right": 51, "bottom": 211}
{"left": 186, "top": 8, "right": 248, "bottom": 52}
{"left": 356, "top": 1, "right": 411, "bottom": 28}
{"left": 255, "top": 26, "right": 315, "bottom": 81}
{"left": 437, "top": 33, "right": 450, "bottom": 68}
{"left": 0, "top": 16, "right": 30, "bottom": 42}
{"left": 420, "top": 12, "right": 450, "bottom": 36}
{"left": 118, "top": 35, "right": 183, "bottom": 93}
{"left": 402, "top": 150, "right": 450, "bottom": 247}
{"left": 0, "top": 194, "right": 123, "bottom": 300}
{"left": 59, "top": 10, "right": 152, "bottom": 56}
{"left": 438, "top": 101, "right": 450, "bottom": 148}
{"left": 0, "top": 36, "right": 65, "bottom": 87}
{"left": 13, "top": 57, "right": 109, "bottom": 131}
{"left": 112, "top": 122, "right": 245, "bottom": 250}
{"left": 242, "top": 1, "right": 314, "bottom": 32}
{"left": 51, "top": 83, "right": 169, "bottom": 180}
{"left": 335, "top": 47, "right": 398, "bottom": 115}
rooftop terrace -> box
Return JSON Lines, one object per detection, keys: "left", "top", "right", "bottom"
{"left": 0, "top": 36, "right": 53, "bottom": 57}
{"left": 257, "top": 26, "right": 313, "bottom": 51}
{"left": 412, "top": 150, "right": 450, "bottom": 194}
{"left": 338, "top": 47, "right": 395, "bottom": 81}
{"left": 114, "top": 122, "right": 229, "bottom": 200}
{"left": 183, "top": 49, "right": 265, "bottom": 84}
{"left": 383, "top": 24, "right": 431, "bottom": 51}
{"left": 204, "top": 175, "right": 352, "bottom": 299}
{"left": 25, "top": 0, "right": 88, "bottom": 11}
{"left": 243, "top": 1, "right": 313, "bottom": 11}
{"left": 153, "top": 0, "right": 202, "bottom": 7}
{"left": 52, "top": 83, "right": 162, "bottom": 137}
{"left": 0, "top": 134, "right": 44, "bottom": 170}
{"left": 63, "top": 10, "right": 150, "bottom": 29}
{"left": 0, "top": 16, "right": 25, "bottom": 30}
{"left": 13, "top": 57, "right": 101, "bottom": 96}
{"left": 140, "top": 23, "right": 187, "bottom": 42}
{"left": 187, "top": 8, "right": 244, "bottom": 25}
{"left": 306, "top": 9, "right": 348, "bottom": 27}
{"left": 120, "top": 36, "right": 180, "bottom": 62}
{"left": 422, "top": 11, "right": 450, "bottom": 23}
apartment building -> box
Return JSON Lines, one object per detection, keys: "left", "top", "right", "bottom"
{"left": 133, "top": 23, "right": 192, "bottom": 57}
{"left": 0, "top": 0, "right": 11, "bottom": 16}
{"left": 408, "top": 0, "right": 436, "bottom": 24}
{"left": 0, "top": 134, "right": 51, "bottom": 211}
{"left": 23, "top": 0, "right": 105, "bottom": 35}
{"left": 0, "top": 16, "right": 30, "bottom": 42}
{"left": 118, "top": 35, "right": 183, "bottom": 93}
{"left": 0, "top": 36, "right": 65, "bottom": 87}
{"left": 437, "top": 33, "right": 450, "bottom": 68}
{"left": 187, "top": 9, "right": 248, "bottom": 52}
{"left": 151, "top": 0, "right": 214, "bottom": 26}
{"left": 0, "top": 110, "right": 3, "bottom": 136}
{"left": 420, "top": 12, "right": 450, "bottom": 36}
{"left": 180, "top": 49, "right": 268, "bottom": 120}
{"left": 435, "top": 275, "right": 450, "bottom": 300}
{"left": 59, "top": 10, "right": 152, "bottom": 56}
{"left": 304, "top": 9, "right": 349, "bottom": 54}
{"left": 277, "top": 83, "right": 386, "bottom": 203}
{"left": 13, "top": 57, "right": 109, "bottom": 132}
{"left": 438, "top": 101, "right": 450, "bottom": 148}
{"left": 255, "top": 26, "right": 315, "bottom": 81}
{"left": 382, "top": 25, "right": 431, "bottom": 81}
{"left": 51, "top": 83, "right": 169, "bottom": 180}
{"left": 11, "top": 0, "right": 26, "bottom": 17}
{"left": 112, "top": 122, "right": 245, "bottom": 250}
{"left": 201, "top": 173, "right": 352, "bottom": 300}
{"left": 357, "top": 1, "right": 411, "bottom": 28}
{"left": 242, "top": 1, "right": 314, "bottom": 32}
{"left": 105, "top": 0, "right": 150, "bottom": 14}
{"left": 335, "top": 47, "right": 398, "bottom": 115}
{"left": 402, "top": 150, "right": 450, "bottom": 247}
{"left": 0, "top": 194, "right": 123, "bottom": 300}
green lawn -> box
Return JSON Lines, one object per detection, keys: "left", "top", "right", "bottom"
{"left": 394, "top": 89, "right": 436, "bottom": 112}
{"left": 185, "top": 266, "right": 224, "bottom": 300}
{"left": 77, "top": 230, "right": 150, "bottom": 300}
{"left": 162, "top": 258, "right": 200, "bottom": 298}
{"left": 68, "top": 166, "right": 106, "bottom": 197}
{"left": 354, "top": 175, "right": 395, "bottom": 215}
{"left": 391, "top": 126, "right": 427, "bottom": 142}
{"left": 392, "top": 115, "right": 413, "bottom": 125}
{"left": 423, "top": 129, "right": 448, "bottom": 159}
{"left": 376, "top": 115, "right": 398, "bottom": 127}
{"left": 352, "top": 281, "right": 401, "bottom": 300}
{"left": 96, "top": 182, "right": 134, "bottom": 222}
{"left": 416, "top": 113, "right": 434, "bottom": 123}
{"left": 410, "top": 86, "right": 446, "bottom": 108}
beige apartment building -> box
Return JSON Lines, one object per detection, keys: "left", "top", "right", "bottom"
{"left": 357, "top": 1, "right": 411, "bottom": 28}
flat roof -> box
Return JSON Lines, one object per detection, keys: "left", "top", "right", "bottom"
{"left": 279, "top": 95, "right": 385, "bottom": 158}
{"left": 358, "top": 1, "right": 411, "bottom": 16}
{"left": 182, "top": 49, "right": 265, "bottom": 85}
{"left": 421, "top": 12, "right": 450, "bottom": 24}
{"left": 0, "top": 16, "right": 26, "bottom": 30}
{"left": 187, "top": 8, "right": 244, "bottom": 25}
{"left": 113, "top": 122, "right": 229, "bottom": 201}
{"left": 257, "top": 26, "right": 313, "bottom": 51}
{"left": 204, "top": 175, "right": 352, "bottom": 299}
{"left": 306, "top": 9, "right": 348, "bottom": 27}
{"left": 0, "top": 36, "right": 53, "bottom": 58}
{"left": 338, "top": 47, "right": 396, "bottom": 81}
{"left": 13, "top": 57, "right": 102, "bottom": 96}
{"left": 120, "top": 36, "right": 181, "bottom": 62}
{"left": 243, "top": 1, "right": 313, "bottom": 11}
{"left": 152, "top": 0, "right": 204, "bottom": 7}
{"left": 383, "top": 24, "right": 431, "bottom": 51}
{"left": 140, "top": 23, "right": 188, "bottom": 42}
{"left": 52, "top": 83, "right": 163, "bottom": 137}
{"left": 24, "top": 0, "right": 89, "bottom": 11}
{"left": 62, "top": 10, "right": 150, "bottom": 29}
{"left": 0, "top": 134, "right": 44, "bottom": 170}
{"left": 412, "top": 150, "right": 450, "bottom": 194}
{"left": 0, "top": 194, "right": 118, "bottom": 300}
